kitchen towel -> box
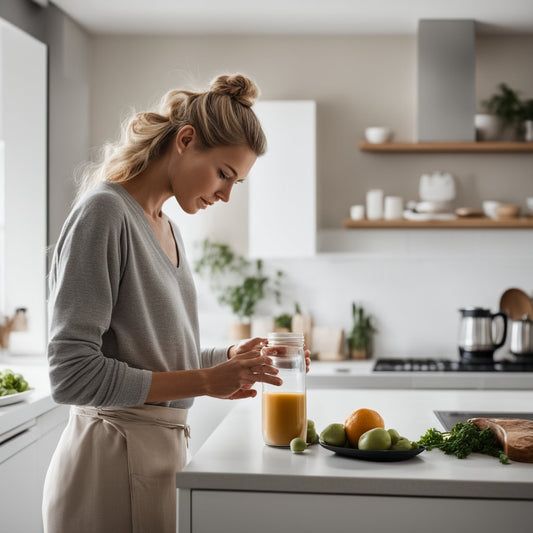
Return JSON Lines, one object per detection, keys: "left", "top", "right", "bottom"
{"left": 42, "top": 404, "right": 189, "bottom": 533}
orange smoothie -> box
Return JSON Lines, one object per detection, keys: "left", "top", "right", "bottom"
{"left": 262, "top": 391, "right": 306, "bottom": 446}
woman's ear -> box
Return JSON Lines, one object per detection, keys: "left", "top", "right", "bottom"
{"left": 175, "top": 125, "right": 196, "bottom": 154}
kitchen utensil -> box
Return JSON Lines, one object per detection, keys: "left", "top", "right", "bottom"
{"left": 499, "top": 288, "right": 533, "bottom": 320}
{"left": 496, "top": 204, "right": 520, "bottom": 219}
{"left": 469, "top": 418, "right": 533, "bottom": 463}
{"left": 319, "top": 441, "right": 425, "bottom": 462}
{"left": 510, "top": 315, "right": 533, "bottom": 356}
{"left": 349, "top": 205, "right": 365, "bottom": 220}
{"left": 384, "top": 196, "right": 403, "bottom": 220}
{"left": 366, "top": 189, "right": 384, "bottom": 220}
{"left": 455, "top": 207, "right": 484, "bottom": 218}
{"left": 364, "top": 127, "right": 392, "bottom": 144}
{"left": 458, "top": 307, "right": 507, "bottom": 362}
{"left": 482, "top": 200, "right": 502, "bottom": 219}
{"left": 419, "top": 172, "right": 456, "bottom": 202}
{"left": 0, "top": 389, "right": 33, "bottom": 407}
{"left": 415, "top": 200, "right": 450, "bottom": 213}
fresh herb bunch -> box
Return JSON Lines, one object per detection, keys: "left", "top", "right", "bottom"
{"left": 0, "top": 369, "right": 30, "bottom": 396}
{"left": 418, "top": 422, "right": 510, "bottom": 464}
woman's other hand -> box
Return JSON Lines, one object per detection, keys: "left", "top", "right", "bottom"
{"left": 207, "top": 349, "right": 281, "bottom": 400}
{"left": 229, "top": 337, "right": 311, "bottom": 373}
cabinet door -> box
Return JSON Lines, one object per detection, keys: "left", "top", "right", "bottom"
{"left": 249, "top": 101, "right": 316, "bottom": 258}
{"left": 0, "top": 427, "right": 42, "bottom": 532}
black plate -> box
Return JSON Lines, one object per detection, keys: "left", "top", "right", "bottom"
{"left": 319, "top": 441, "right": 425, "bottom": 462}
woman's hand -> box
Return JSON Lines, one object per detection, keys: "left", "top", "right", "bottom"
{"left": 206, "top": 348, "right": 282, "bottom": 400}
{"left": 229, "top": 337, "right": 311, "bottom": 373}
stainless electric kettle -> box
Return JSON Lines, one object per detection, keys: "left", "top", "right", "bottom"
{"left": 458, "top": 307, "right": 507, "bottom": 362}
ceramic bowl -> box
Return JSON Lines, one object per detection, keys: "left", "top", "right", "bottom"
{"left": 364, "top": 127, "right": 392, "bottom": 144}
{"left": 482, "top": 200, "right": 502, "bottom": 219}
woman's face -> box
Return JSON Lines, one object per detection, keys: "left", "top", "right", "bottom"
{"left": 169, "top": 128, "right": 257, "bottom": 214}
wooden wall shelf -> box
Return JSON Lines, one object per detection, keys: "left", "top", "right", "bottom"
{"left": 342, "top": 217, "right": 533, "bottom": 229}
{"left": 358, "top": 141, "right": 533, "bottom": 153}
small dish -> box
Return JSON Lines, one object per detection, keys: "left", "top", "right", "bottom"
{"left": 500, "top": 288, "right": 533, "bottom": 320}
{"left": 319, "top": 441, "right": 425, "bottom": 462}
{"left": 0, "top": 389, "right": 34, "bottom": 407}
{"left": 364, "top": 127, "right": 392, "bottom": 144}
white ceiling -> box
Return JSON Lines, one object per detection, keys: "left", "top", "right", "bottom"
{"left": 50, "top": 0, "right": 533, "bottom": 35}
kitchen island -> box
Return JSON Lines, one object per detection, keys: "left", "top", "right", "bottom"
{"left": 177, "top": 388, "right": 533, "bottom": 533}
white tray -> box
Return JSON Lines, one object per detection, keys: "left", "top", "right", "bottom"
{"left": 0, "top": 389, "right": 34, "bottom": 407}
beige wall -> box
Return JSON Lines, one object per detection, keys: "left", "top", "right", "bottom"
{"left": 89, "top": 34, "right": 533, "bottom": 231}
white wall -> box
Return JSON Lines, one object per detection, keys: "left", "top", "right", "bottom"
{"left": 0, "top": 19, "right": 47, "bottom": 354}
{"left": 85, "top": 34, "right": 533, "bottom": 359}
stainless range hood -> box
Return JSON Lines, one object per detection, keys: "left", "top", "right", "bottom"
{"left": 417, "top": 19, "right": 476, "bottom": 142}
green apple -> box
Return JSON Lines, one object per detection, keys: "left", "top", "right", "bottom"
{"left": 320, "top": 423, "right": 347, "bottom": 447}
{"left": 358, "top": 428, "right": 392, "bottom": 450}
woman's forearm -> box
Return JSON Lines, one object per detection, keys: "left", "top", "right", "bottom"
{"left": 145, "top": 368, "right": 210, "bottom": 403}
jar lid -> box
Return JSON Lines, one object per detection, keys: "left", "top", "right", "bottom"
{"left": 267, "top": 332, "right": 304, "bottom": 346}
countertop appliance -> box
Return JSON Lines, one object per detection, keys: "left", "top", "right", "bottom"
{"left": 458, "top": 307, "right": 507, "bottom": 362}
{"left": 373, "top": 358, "right": 533, "bottom": 372}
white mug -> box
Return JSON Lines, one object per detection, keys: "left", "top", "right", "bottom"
{"left": 384, "top": 196, "right": 404, "bottom": 220}
{"left": 350, "top": 205, "right": 365, "bottom": 220}
{"left": 366, "top": 189, "right": 384, "bottom": 220}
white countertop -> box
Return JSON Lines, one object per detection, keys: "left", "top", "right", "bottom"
{"left": 177, "top": 388, "right": 533, "bottom": 500}
{"left": 308, "top": 360, "right": 533, "bottom": 389}
{"left": 0, "top": 354, "right": 57, "bottom": 437}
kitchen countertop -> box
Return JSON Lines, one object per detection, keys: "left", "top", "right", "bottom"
{"left": 0, "top": 354, "right": 57, "bottom": 436}
{"left": 308, "top": 360, "right": 533, "bottom": 389}
{"left": 177, "top": 388, "right": 533, "bottom": 500}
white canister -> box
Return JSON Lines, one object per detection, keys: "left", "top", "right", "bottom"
{"left": 366, "top": 189, "right": 384, "bottom": 220}
{"left": 384, "top": 196, "right": 404, "bottom": 220}
{"left": 350, "top": 205, "right": 365, "bottom": 220}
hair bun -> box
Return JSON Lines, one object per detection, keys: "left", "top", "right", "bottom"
{"left": 209, "top": 73, "right": 259, "bottom": 107}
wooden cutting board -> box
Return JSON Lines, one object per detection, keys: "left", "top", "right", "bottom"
{"left": 469, "top": 418, "right": 533, "bottom": 463}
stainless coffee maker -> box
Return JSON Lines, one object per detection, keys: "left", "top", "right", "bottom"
{"left": 458, "top": 307, "right": 507, "bottom": 362}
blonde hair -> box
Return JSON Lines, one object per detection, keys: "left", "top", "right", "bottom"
{"left": 75, "top": 73, "right": 266, "bottom": 202}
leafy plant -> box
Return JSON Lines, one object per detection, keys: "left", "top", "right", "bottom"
{"left": 194, "top": 239, "right": 283, "bottom": 322}
{"left": 518, "top": 98, "right": 533, "bottom": 122}
{"left": 346, "top": 302, "right": 377, "bottom": 352}
{"left": 274, "top": 312, "right": 292, "bottom": 330}
{"left": 418, "top": 422, "right": 509, "bottom": 464}
{"left": 482, "top": 83, "right": 522, "bottom": 128}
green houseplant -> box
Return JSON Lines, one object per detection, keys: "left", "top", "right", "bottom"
{"left": 346, "top": 302, "right": 377, "bottom": 360}
{"left": 518, "top": 98, "right": 533, "bottom": 142}
{"left": 194, "top": 239, "right": 283, "bottom": 340}
{"left": 481, "top": 83, "right": 522, "bottom": 139}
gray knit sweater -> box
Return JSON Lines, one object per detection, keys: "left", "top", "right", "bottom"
{"left": 47, "top": 182, "right": 228, "bottom": 409}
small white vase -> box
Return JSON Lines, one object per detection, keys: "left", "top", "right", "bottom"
{"left": 474, "top": 114, "right": 502, "bottom": 141}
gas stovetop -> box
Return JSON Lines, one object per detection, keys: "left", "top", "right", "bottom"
{"left": 373, "top": 358, "right": 533, "bottom": 372}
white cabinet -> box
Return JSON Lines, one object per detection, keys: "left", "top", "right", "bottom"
{"left": 0, "top": 405, "right": 69, "bottom": 532}
{"left": 249, "top": 101, "right": 316, "bottom": 258}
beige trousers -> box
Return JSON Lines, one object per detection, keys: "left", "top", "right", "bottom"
{"left": 42, "top": 404, "right": 189, "bottom": 533}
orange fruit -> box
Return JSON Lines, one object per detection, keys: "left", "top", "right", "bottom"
{"left": 344, "top": 408, "right": 385, "bottom": 447}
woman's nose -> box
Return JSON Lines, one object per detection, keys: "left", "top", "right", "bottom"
{"left": 216, "top": 183, "right": 232, "bottom": 203}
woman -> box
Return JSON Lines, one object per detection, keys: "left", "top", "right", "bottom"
{"left": 43, "top": 73, "right": 309, "bottom": 533}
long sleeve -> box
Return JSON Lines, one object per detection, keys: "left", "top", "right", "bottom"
{"left": 200, "top": 346, "right": 230, "bottom": 368}
{"left": 47, "top": 192, "right": 152, "bottom": 406}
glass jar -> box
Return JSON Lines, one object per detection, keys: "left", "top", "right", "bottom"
{"left": 261, "top": 332, "right": 306, "bottom": 446}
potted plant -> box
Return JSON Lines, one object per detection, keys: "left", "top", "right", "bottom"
{"left": 346, "top": 302, "right": 377, "bottom": 360}
{"left": 194, "top": 239, "right": 283, "bottom": 340}
{"left": 273, "top": 312, "right": 292, "bottom": 333}
{"left": 479, "top": 83, "right": 522, "bottom": 140}
{"left": 518, "top": 98, "right": 533, "bottom": 142}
